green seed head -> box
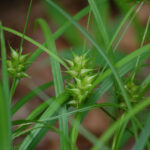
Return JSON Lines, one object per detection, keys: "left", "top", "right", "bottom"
{"left": 119, "top": 80, "right": 140, "bottom": 108}
{"left": 65, "top": 52, "right": 96, "bottom": 108}
{"left": 7, "top": 46, "right": 30, "bottom": 79}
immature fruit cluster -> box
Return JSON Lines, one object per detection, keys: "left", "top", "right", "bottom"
{"left": 119, "top": 80, "right": 140, "bottom": 108}
{"left": 7, "top": 47, "right": 30, "bottom": 79}
{"left": 65, "top": 53, "right": 96, "bottom": 108}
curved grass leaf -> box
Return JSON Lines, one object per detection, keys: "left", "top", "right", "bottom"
{"left": 2, "top": 26, "right": 68, "bottom": 69}
{"left": 0, "top": 23, "right": 10, "bottom": 101}
{"left": 91, "top": 96, "right": 150, "bottom": 150}
{"left": 18, "top": 19, "right": 69, "bottom": 150}
{"left": 13, "top": 102, "right": 121, "bottom": 126}
{"left": 13, "top": 98, "right": 54, "bottom": 140}
{"left": 92, "top": 43, "right": 150, "bottom": 89}
{"left": 88, "top": 0, "right": 109, "bottom": 46}
{"left": 0, "top": 82, "right": 12, "bottom": 150}
{"left": 12, "top": 82, "right": 53, "bottom": 115}
{"left": 43, "top": 0, "right": 82, "bottom": 46}
{"left": 35, "top": 18, "right": 69, "bottom": 150}
{"left": 35, "top": 19, "right": 64, "bottom": 95}
{"left": 132, "top": 115, "right": 150, "bottom": 150}
{"left": 18, "top": 91, "right": 69, "bottom": 150}
{"left": 0, "top": 23, "right": 12, "bottom": 150}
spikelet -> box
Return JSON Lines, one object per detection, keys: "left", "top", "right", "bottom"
{"left": 118, "top": 80, "right": 140, "bottom": 108}
{"left": 7, "top": 46, "right": 30, "bottom": 79}
{"left": 65, "top": 52, "right": 96, "bottom": 108}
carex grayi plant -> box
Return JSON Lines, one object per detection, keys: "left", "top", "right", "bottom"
{"left": 1, "top": 0, "right": 150, "bottom": 150}
{"left": 65, "top": 52, "right": 97, "bottom": 108}
{"left": 7, "top": 46, "right": 30, "bottom": 79}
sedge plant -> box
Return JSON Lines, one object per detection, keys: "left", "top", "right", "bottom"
{"left": 0, "top": 0, "right": 150, "bottom": 150}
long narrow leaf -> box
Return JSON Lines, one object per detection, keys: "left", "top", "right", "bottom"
{"left": 19, "top": 19, "right": 69, "bottom": 150}
{"left": 0, "top": 23, "right": 10, "bottom": 100}
{"left": 89, "top": 0, "right": 109, "bottom": 46}
{"left": 12, "top": 82, "right": 53, "bottom": 115}
{"left": 19, "top": 92, "right": 69, "bottom": 150}
{"left": 36, "top": 18, "right": 69, "bottom": 150}
{"left": 132, "top": 116, "right": 150, "bottom": 150}
{"left": 91, "top": 97, "right": 150, "bottom": 150}
{"left": 0, "top": 23, "right": 12, "bottom": 150}
{"left": 2, "top": 26, "right": 68, "bottom": 69}
{"left": 0, "top": 83, "right": 12, "bottom": 149}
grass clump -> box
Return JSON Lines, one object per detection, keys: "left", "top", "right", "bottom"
{"left": 0, "top": 0, "right": 150, "bottom": 150}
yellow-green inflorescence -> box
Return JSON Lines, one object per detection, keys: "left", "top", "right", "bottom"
{"left": 119, "top": 80, "right": 140, "bottom": 108}
{"left": 65, "top": 52, "right": 96, "bottom": 108}
{"left": 7, "top": 46, "right": 30, "bottom": 79}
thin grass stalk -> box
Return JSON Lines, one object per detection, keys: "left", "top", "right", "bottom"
{"left": 0, "top": 23, "right": 12, "bottom": 150}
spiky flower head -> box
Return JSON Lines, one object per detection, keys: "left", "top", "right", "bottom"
{"left": 65, "top": 52, "right": 96, "bottom": 108}
{"left": 7, "top": 46, "right": 30, "bottom": 79}
{"left": 118, "top": 80, "right": 140, "bottom": 108}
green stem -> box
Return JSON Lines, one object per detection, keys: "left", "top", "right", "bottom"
{"left": 82, "top": 8, "right": 92, "bottom": 53}
{"left": 10, "top": 78, "right": 18, "bottom": 101}
{"left": 19, "top": 0, "right": 33, "bottom": 55}
{"left": 132, "top": 15, "right": 150, "bottom": 81}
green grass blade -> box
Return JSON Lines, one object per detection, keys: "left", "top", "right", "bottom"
{"left": 92, "top": 43, "right": 150, "bottom": 89}
{"left": 35, "top": 18, "right": 64, "bottom": 95}
{"left": 95, "top": 2, "right": 139, "bottom": 75}
{"left": 43, "top": 0, "right": 82, "bottom": 46}
{"left": 12, "top": 102, "right": 121, "bottom": 125}
{"left": 0, "top": 23, "right": 10, "bottom": 101}
{"left": 19, "top": 0, "right": 33, "bottom": 54}
{"left": 18, "top": 19, "right": 69, "bottom": 150}
{"left": 13, "top": 97, "right": 54, "bottom": 140}
{"left": 12, "top": 82, "right": 53, "bottom": 115}
{"left": 0, "top": 23, "right": 12, "bottom": 150}
{"left": 113, "top": 2, "right": 143, "bottom": 52}
{"left": 36, "top": 18, "right": 69, "bottom": 150}
{"left": 139, "top": 74, "right": 150, "bottom": 98}
{"left": 9, "top": 0, "right": 33, "bottom": 101}
{"left": 18, "top": 92, "right": 69, "bottom": 150}
{"left": 106, "top": 3, "right": 137, "bottom": 53}
{"left": 132, "top": 116, "right": 150, "bottom": 150}
{"left": 132, "top": 15, "right": 150, "bottom": 80}
{"left": 0, "top": 82, "right": 12, "bottom": 149}
{"left": 114, "top": 0, "right": 145, "bottom": 42}
{"left": 2, "top": 26, "right": 68, "bottom": 69}
{"left": 112, "top": 115, "right": 128, "bottom": 150}
{"left": 91, "top": 97, "right": 150, "bottom": 150}
{"left": 88, "top": 0, "right": 109, "bottom": 46}
{"left": 26, "top": 5, "right": 89, "bottom": 66}
{"left": 54, "top": 5, "right": 90, "bottom": 40}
